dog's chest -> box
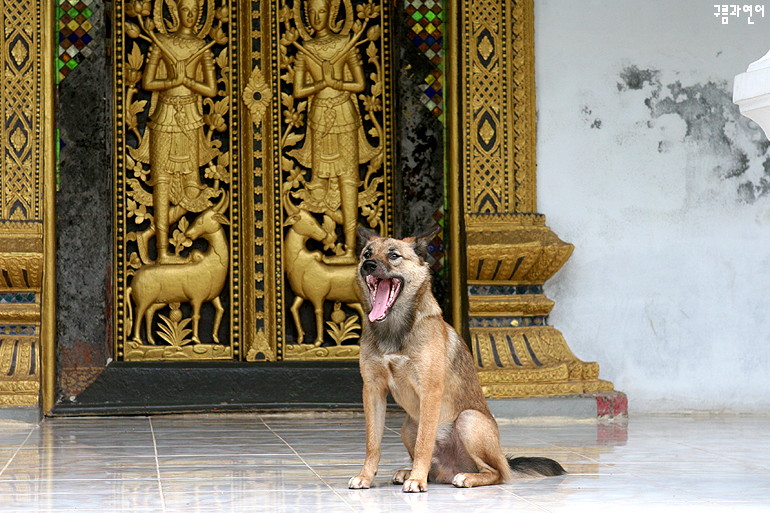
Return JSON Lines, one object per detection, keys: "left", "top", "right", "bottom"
{"left": 382, "top": 354, "right": 420, "bottom": 410}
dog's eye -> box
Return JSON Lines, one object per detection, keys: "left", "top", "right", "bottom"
{"left": 388, "top": 252, "right": 400, "bottom": 261}
{"left": 363, "top": 249, "right": 372, "bottom": 259}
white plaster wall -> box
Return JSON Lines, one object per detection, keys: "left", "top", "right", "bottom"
{"left": 535, "top": 0, "right": 770, "bottom": 412}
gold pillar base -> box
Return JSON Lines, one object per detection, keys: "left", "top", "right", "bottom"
{"left": 466, "top": 219, "right": 614, "bottom": 398}
{"left": 0, "top": 337, "right": 40, "bottom": 407}
{"left": 472, "top": 326, "right": 614, "bottom": 398}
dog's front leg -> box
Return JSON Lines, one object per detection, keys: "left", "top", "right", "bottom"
{"left": 349, "top": 380, "right": 387, "bottom": 489}
{"left": 402, "top": 379, "right": 444, "bottom": 492}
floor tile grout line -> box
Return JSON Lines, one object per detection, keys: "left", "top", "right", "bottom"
{"left": 258, "top": 415, "right": 357, "bottom": 513}
{"left": 495, "top": 485, "right": 554, "bottom": 513}
{"left": 531, "top": 438, "right": 715, "bottom": 504}
{"left": 0, "top": 424, "right": 37, "bottom": 479}
{"left": 148, "top": 417, "right": 167, "bottom": 513}
{"left": 666, "top": 439, "right": 770, "bottom": 470}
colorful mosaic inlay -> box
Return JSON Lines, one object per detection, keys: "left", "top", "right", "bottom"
{"left": 427, "top": 208, "right": 446, "bottom": 275}
{"left": 0, "top": 292, "right": 37, "bottom": 305}
{"left": 405, "top": 0, "right": 444, "bottom": 120}
{"left": 57, "top": 0, "right": 99, "bottom": 83}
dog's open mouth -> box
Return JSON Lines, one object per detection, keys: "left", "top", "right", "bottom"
{"left": 365, "top": 275, "right": 403, "bottom": 322}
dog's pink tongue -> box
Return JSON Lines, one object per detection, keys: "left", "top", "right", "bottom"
{"left": 369, "top": 279, "right": 391, "bottom": 322}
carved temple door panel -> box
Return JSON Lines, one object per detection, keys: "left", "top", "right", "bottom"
{"left": 113, "top": 0, "right": 397, "bottom": 363}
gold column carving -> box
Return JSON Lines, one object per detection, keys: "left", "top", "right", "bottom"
{"left": 451, "top": 0, "right": 613, "bottom": 397}
{"left": 0, "top": 0, "right": 53, "bottom": 408}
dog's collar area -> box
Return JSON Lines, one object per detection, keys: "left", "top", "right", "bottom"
{"left": 365, "top": 275, "right": 403, "bottom": 322}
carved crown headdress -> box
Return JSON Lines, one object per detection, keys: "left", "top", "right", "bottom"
{"left": 153, "top": 0, "right": 215, "bottom": 37}
{"left": 294, "top": 0, "right": 354, "bottom": 38}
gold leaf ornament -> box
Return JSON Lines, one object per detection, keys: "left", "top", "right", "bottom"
{"left": 478, "top": 35, "right": 494, "bottom": 61}
{"left": 11, "top": 40, "right": 27, "bottom": 67}
{"left": 9, "top": 127, "right": 26, "bottom": 153}
{"left": 243, "top": 66, "right": 272, "bottom": 127}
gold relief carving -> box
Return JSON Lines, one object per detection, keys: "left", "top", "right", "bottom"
{"left": 0, "top": 338, "right": 39, "bottom": 407}
{"left": 0, "top": 0, "right": 51, "bottom": 409}
{"left": 126, "top": 195, "right": 230, "bottom": 346}
{"left": 115, "top": 0, "right": 238, "bottom": 360}
{"left": 11, "top": 40, "right": 28, "bottom": 67}
{"left": 466, "top": 225, "right": 574, "bottom": 284}
{"left": 0, "top": 253, "right": 43, "bottom": 290}
{"left": 284, "top": 340, "right": 360, "bottom": 359}
{"left": 468, "top": 295, "right": 554, "bottom": 317}
{"left": 246, "top": 328, "right": 275, "bottom": 361}
{"left": 461, "top": 0, "right": 535, "bottom": 216}
{"left": 243, "top": 65, "right": 272, "bottom": 127}
{"left": 280, "top": 0, "right": 386, "bottom": 260}
{"left": 1, "top": 0, "right": 43, "bottom": 224}
{"left": 275, "top": 0, "right": 393, "bottom": 358}
{"left": 467, "top": 213, "right": 545, "bottom": 227}
{"left": 481, "top": 382, "right": 587, "bottom": 399}
{"left": 0, "top": 304, "right": 40, "bottom": 324}
{"left": 477, "top": 35, "right": 493, "bottom": 62}
{"left": 114, "top": 0, "right": 393, "bottom": 361}
{"left": 471, "top": 326, "right": 613, "bottom": 398}
{"left": 10, "top": 127, "right": 27, "bottom": 154}
{"left": 478, "top": 365, "right": 570, "bottom": 384}
{"left": 282, "top": 201, "right": 364, "bottom": 347}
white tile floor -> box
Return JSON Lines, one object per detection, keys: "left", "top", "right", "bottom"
{"left": 0, "top": 411, "right": 768, "bottom": 512}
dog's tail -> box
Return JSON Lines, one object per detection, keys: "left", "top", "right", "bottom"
{"left": 507, "top": 456, "right": 566, "bottom": 476}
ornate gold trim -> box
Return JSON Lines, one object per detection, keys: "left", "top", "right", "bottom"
{"left": 0, "top": 337, "right": 40, "bottom": 406}
{"left": 41, "top": 0, "right": 58, "bottom": 414}
{"left": 468, "top": 295, "right": 554, "bottom": 317}
{"left": 0, "top": 0, "right": 55, "bottom": 410}
{"left": 447, "top": 0, "right": 464, "bottom": 334}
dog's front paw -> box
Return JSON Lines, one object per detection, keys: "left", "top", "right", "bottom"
{"left": 348, "top": 475, "right": 372, "bottom": 489}
{"left": 452, "top": 473, "right": 471, "bottom": 488}
{"left": 392, "top": 469, "right": 411, "bottom": 484}
{"left": 402, "top": 478, "right": 428, "bottom": 493}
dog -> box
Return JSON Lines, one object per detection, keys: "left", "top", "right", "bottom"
{"left": 348, "top": 227, "right": 566, "bottom": 492}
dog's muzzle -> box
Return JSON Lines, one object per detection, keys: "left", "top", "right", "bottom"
{"left": 360, "top": 260, "right": 403, "bottom": 323}
{"left": 361, "top": 259, "right": 378, "bottom": 275}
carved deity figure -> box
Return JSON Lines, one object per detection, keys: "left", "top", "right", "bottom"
{"left": 290, "top": 0, "right": 377, "bottom": 264}
{"left": 134, "top": 0, "right": 219, "bottom": 264}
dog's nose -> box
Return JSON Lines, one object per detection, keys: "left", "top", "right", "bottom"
{"left": 361, "top": 259, "right": 378, "bottom": 274}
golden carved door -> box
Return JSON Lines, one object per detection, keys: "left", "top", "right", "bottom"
{"left": 113, "top": 0, "right": 395, "bottom": 363}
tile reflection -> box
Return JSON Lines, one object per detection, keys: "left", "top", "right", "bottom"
{"left": 0, "top": 412, "right": 766, "bottom": 512}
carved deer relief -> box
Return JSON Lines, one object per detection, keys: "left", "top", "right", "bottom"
{"left": 284, "top": 195, "right": 364, "bottom": 346}
{"left": 127, "top": 193, "right": 230, "bottom": 346}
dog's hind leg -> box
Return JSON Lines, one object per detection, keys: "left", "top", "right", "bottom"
{"left": 450, "top": 409, "right": 512, "bottom": 488}
{"left": 392, "top": 417, "right": 417, "bottom": 484}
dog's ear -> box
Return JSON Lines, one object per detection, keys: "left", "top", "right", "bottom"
{"left": 357, "top": 226, "right": 379, "bottom": 253}
{"left": 407, "top": 225, "right": 441, "bottom": 261}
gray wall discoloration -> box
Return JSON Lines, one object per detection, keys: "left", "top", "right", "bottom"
{"left": 617, "top": 65, "right": 660, "bottom": 92}
{"left": 619, "top": 65, "right": 770, "bottom": 203}
{"left": 650, "top": 80, "right": 750, "bottom": 179}
{"left": 56, "top": 3, "right": 112, "bottom": 389}
{"left": 580, "top": 105, "right": 602, "bottom": 129}
{"left": 536, "top": 0, "right": 770, "bottom": 414}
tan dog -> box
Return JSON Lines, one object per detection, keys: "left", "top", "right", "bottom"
{"left": 348, "top": 227, "right": 565, "bottom": 492}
